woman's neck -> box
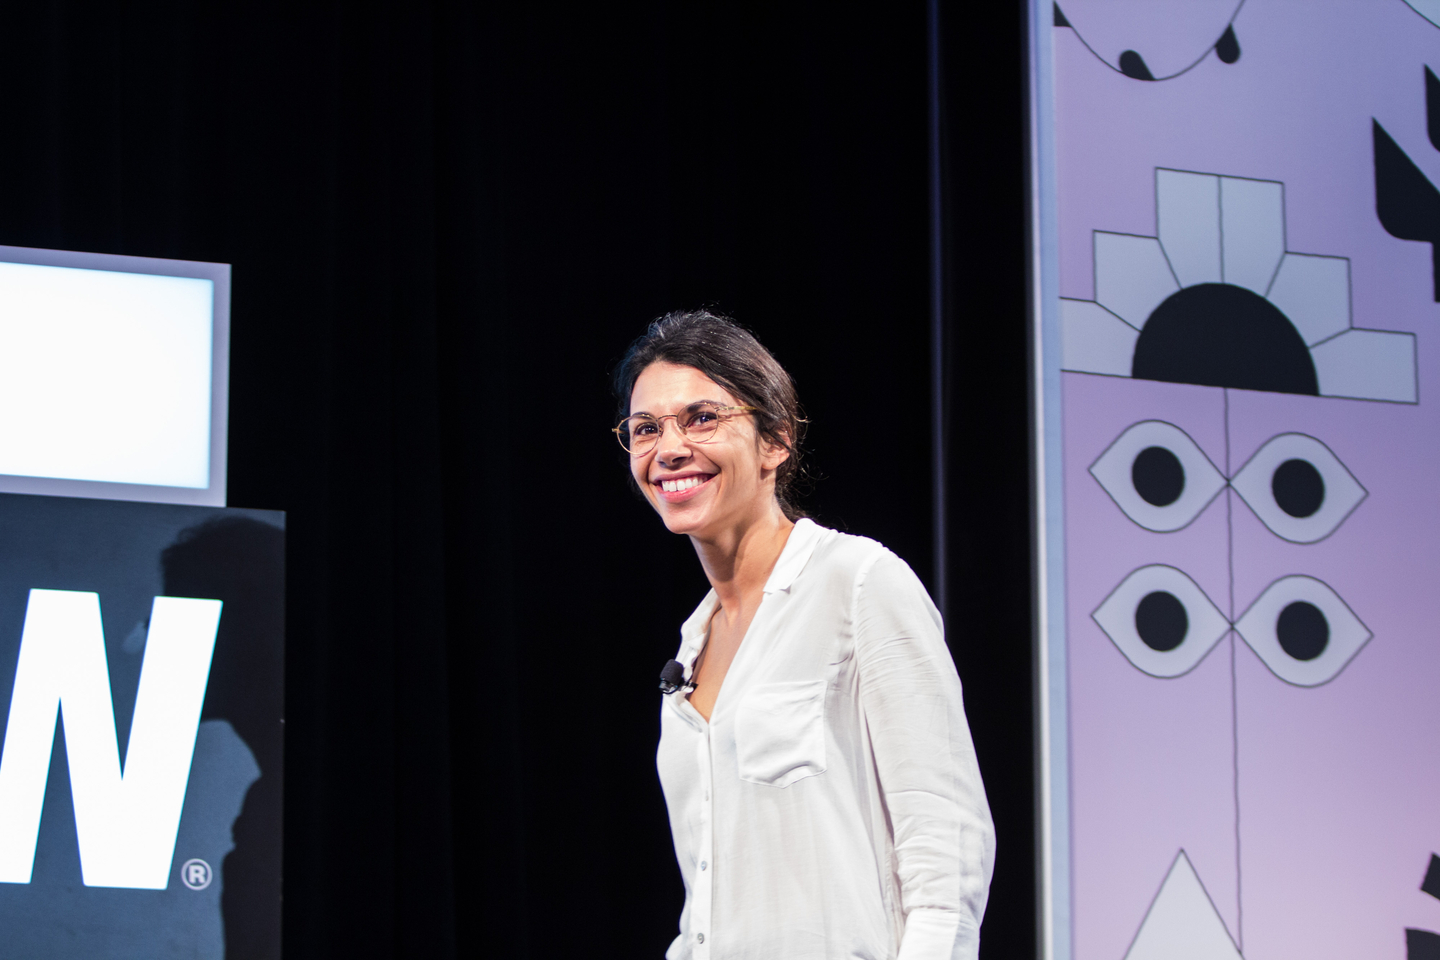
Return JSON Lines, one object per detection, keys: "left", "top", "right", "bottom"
{"left": 691, "top": 505, "right": 795, "bottom": 615}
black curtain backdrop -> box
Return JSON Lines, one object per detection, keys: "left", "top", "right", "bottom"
{"left": 0, "top": 2, "right": 1032, "bottom": 957}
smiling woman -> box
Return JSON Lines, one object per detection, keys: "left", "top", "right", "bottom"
{"left": 612, "top": 310, "right": 996, "bottom": 960}
{"left": 613, "top": 311, "right": 807, "bottom": 524}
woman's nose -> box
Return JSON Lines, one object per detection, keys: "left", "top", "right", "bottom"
{"left": 654, "top": 419, "right": 691, "bottom": 464}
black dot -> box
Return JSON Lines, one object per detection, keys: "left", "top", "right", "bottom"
{"left": 1132, "top": 283, "right": 1319, "bottom": 396}
{"left": 1276, "top": 601, "right": 1329, "bottom": 661}
{"left": 1131, "top": 446, "right": 1186, "bottom": 507}
{"left": 1215, "top": 24, "right": 1241, "bottom": 65}
{"left": 1271, "top": 458, "right": 1325, "bottom": 518}
{"left": 1118, "top": 50, "right": 1155, "bottom": 81}
{"left": 1135, "top": 591, "right": 1188, "bottom": 652}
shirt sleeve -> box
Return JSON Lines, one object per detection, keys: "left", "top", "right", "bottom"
{"left": 853, "top": 550, "right": 996, "bottom": 960}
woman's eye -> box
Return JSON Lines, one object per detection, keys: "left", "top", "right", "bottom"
{"left": 631, "top": 419, "right": 659, "bottom": 437}
{"left": 681, "top": 412, "right": 721, "bottom": 435}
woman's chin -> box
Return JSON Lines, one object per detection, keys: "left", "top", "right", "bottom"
{"left": 658, "top": 501, "right": 713, "bottom": 537}
{"left": 661, "top": 514, "right": 706, "bottom": 537}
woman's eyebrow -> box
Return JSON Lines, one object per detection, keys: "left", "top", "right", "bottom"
{"left": 630, "top": 400, "right": 724, "bottom": 417}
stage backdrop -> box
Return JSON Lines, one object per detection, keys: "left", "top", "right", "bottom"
{"left": 0, "top": 493, "right": 283, "bottom": 959}
{"left": 1030, "top": 3, "right": 1440, "bottom": 959}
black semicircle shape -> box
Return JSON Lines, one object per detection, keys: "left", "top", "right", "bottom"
{"left": 1131, "top": 283, "right": 1319, "bottom": 395}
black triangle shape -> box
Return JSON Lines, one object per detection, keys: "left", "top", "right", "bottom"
{"left": 1422, "top": 853, "right": 1440, "bottom": 900}
{"left": 1426, "top": 66, "right": 1440, "bottom": 153}
{"left": 1409, "top": 929, "right": 1440, "bottom": 960}
{"left": 1374, "top": 120, "right": 1440, "bottom": 301}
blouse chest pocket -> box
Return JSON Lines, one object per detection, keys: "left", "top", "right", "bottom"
{"left": 733, "top": 679, "right": 828, "bottom": 788}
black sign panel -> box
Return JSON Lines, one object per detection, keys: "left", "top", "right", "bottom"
{"left": 0, "top": 493, "right": 283, "bottom": 959}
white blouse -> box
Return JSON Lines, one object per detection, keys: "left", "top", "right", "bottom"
{"left": 657, "top": 519, "right": 995, "bottom": 960}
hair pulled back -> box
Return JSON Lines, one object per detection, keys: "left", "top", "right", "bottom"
{"left": 614, "top": 309, "right": 808, "bottom": 520}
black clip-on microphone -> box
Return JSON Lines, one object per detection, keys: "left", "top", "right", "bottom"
{"left": 659, "top": 659, "right": 697, "bottom": 695}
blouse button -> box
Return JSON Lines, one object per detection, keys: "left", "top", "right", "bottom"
{"left": 697, "top": 933, "right": 705, "bottom": 944}
{"left": 700, "top": 861, "right": 707, "bottom": 870}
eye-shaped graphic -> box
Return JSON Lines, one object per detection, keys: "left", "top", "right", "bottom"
{"left": 1090, "top": 421, "right": 1227, "bottom": 532}
{"left": 1230, "top": 433, "right": 1367, "bottom": 543}
{"left": 1233, "top": 576, "right": 1372, "bottom": 686}
{"left": 1093, "top": 565, "right": 1230, "bottom": 678}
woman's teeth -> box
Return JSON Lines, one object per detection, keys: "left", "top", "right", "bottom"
{"left": 661, "top": 476, "right": 707, "bottom": 493}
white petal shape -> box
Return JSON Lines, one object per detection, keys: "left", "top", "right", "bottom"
{"left": 1235, "top": 576, "right": 1372, "bottom": 687}
{"left": 1093, "top": 565, "right": 1230, "bottom": 678}
{"left": 1219, "top": 176, "right": 1285, "bottom": 294}
{"left": 1124, "top": 851, "right": 1242, "bottom": 960}
{"left": 1157, "top": 170, "right": 1221, "bottom": 288}
{"left": 1231, "top": 433, "right": 1366, "bottom": 543}
{"left": 1061, "top": 298, "right": 1139, "bottom": 375}
{"left": 1090, "top": 421, "right": 1226, "bottom": 532}
{"left": 1265, "top": 253, "right": 1351, "bottom": 345}
{"left": 1312, "top": 328, "right": 1418, "bottom": 403}
{"left": 1095, "top": 232, "right": 1179, "bottom": 329}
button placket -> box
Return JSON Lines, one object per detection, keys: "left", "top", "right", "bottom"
{"left": 693, "top": 723, "right": 714, "bottom": 959}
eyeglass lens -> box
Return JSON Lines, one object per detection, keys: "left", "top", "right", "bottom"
{"left": 620, "top": 403, "right": 725, "bottom": 453}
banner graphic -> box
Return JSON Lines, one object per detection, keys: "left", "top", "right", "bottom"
{"left": 1030, "top": 4, "right": 1440, "bottom": 958}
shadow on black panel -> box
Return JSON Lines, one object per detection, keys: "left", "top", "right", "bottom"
{"left": 162, "top": 517, "right": 285, "bottom": 960}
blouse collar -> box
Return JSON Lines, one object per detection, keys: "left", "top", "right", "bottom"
{"left": 676, "top": 518, "right": 824, "bottom": 668}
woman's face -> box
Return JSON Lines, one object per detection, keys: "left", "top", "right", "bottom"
{"left": 627, "top": 361, "right": 788, "bottom": 539}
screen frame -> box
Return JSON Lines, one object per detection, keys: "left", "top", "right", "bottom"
{"left": 1026, "top": 4, "right": 1070, "bottom": 960}
{"left": 0, "top": 244, "right": 230, "bottom": 507}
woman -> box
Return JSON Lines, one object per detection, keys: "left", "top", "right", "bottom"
{"left": 614, "top": 310, "right": 994, "bottom": 960}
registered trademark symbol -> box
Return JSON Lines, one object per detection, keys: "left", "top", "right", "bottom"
{"left": 181, "top": 858, "right": 212, "bottom": 891}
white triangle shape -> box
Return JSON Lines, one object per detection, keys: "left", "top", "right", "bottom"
{"left": 1124, "top": 851, "right": 1243, "bottom": 960}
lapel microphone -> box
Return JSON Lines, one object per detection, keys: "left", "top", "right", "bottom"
{"left": 659, "top": 659, "right": 698, "bottom": 695}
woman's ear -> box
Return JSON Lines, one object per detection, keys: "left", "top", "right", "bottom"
{"left": 759, "top": 431, "right": 792, "bottom": 472}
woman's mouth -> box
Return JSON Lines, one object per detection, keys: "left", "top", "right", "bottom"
{"left": 655, "top": 474, "right": 714, "bottom": 502}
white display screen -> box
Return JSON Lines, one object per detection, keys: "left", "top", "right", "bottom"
{"left": 0, "top": 247, "right": 229, "bottom": 506}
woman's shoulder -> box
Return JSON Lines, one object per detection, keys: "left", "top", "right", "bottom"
{"left": 799, "top": 522, "right": 941, "bottom": 640}
{"left": 797, "top": 520, "right": 924, "bottom": 593}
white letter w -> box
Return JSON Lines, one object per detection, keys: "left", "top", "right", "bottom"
{"left": 0, "top": 589, "right": 221, "bottom": 889}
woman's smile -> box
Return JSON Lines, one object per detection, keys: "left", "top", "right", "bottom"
{"left": 654, "top": 472, "right": 716, "bottom": 502}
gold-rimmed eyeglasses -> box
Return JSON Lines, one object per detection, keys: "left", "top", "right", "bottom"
{"left": 613, "top": 401, "right": 759, "bottom": 455}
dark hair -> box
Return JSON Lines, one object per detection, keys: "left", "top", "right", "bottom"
{"left": 614, "top": 309, "right": 808, "bottom": 520}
